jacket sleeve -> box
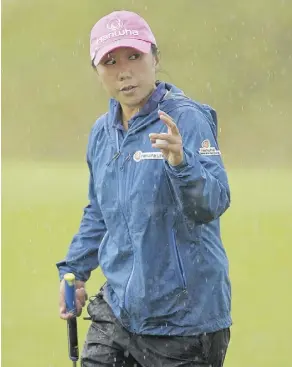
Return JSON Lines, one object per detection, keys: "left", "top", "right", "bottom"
{"left": 164, "top": 106, "right": 231, "bottom": 224}
{"left": 56, "top": 132, "right": 107, "bottom": 282}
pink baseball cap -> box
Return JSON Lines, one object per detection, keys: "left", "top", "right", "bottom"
{"left": 90, "top": 10, "right": 157, "bottom": 66}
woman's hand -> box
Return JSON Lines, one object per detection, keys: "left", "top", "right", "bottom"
{"left": 149, "top": 110, "right": 184, "bottom": 167}
{"left": 59, "top": 279, "right": 88, "bottom": 320}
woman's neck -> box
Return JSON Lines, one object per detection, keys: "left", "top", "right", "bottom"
{"left": 121, "top": 106, "right": 140, "bottom": 130}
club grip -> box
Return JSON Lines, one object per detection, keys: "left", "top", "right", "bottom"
{"left": 64, "top": 273, "right": 76, "bottom": 313}
{"left": 64, "top": 273, "right": 79, "bottom": 362}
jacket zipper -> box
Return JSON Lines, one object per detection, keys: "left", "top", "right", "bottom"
{"left": 172, "top": 230, "right": 187, "bottom": 289}
{"left": 119, "top": 152, "right": 134, "bottom": 313}
{"left": 112, "top": 129, "right": 135, "bottom": 315}
{"left": 106, "top": 152, "right": 120, "bottom": 166}
{"left": 106, "top": 129, "right": 121, "bottom": 166}
{"left": 120, "top": 154, "right": 131, "bottom": 171}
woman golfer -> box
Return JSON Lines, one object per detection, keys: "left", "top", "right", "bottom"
{"left": 57, "top": 10, "right": 232, "bottom": 367}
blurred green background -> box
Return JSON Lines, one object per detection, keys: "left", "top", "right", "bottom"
{"left": 2, "top": 0, "right": 292, "bottom": 366}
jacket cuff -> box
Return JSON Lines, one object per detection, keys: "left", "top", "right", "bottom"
{"left": 57, "top": 262, "right": 85, "bottom": 282}
{"left": 164, "top": 150, "right": 190, "bottom": 172}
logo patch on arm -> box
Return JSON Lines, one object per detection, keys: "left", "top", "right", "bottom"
{"left": 133, "top": 151, "right": 164, "bottom": 162}
{"left": 199, "top": 139, "right": 221, "bottom": 156}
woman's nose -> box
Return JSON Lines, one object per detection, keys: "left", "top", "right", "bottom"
{"left": 118, "top": 69, "right": 132, "bottom": 81}
{"left": 117, "top": 60, "right": 132, "bottom": 81}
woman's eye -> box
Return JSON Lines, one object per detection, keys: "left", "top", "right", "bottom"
{"left": 104, "top": 58, "right": 116, "bottom": 65}
{"left": 129, "top": 53, "right": 141, "bottom": 60}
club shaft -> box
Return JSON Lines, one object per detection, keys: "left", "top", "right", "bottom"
{"left": 67, "top": 318, "right": 79, "bottom": 360}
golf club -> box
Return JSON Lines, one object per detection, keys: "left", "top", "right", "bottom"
{"left": 64, "top": 273, "right": 79, "bottom": 367}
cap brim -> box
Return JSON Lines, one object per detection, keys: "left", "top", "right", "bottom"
{"left": 92, "top": 39, "right": 152, "bottom": 66}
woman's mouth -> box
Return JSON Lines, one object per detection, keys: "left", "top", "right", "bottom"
{"left": 120, "top": 85, "right": 137, "bottom": 94}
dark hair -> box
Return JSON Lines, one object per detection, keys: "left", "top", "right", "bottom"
{"left": 151, "top": 43, "right": 160, "bottom": 57}
{"left": 91, "top": 43, "right": 160, "bottom": 69}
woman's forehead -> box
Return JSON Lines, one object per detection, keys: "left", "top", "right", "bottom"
{"left": 106, "top": 47, "right": 141, "bottom": 57}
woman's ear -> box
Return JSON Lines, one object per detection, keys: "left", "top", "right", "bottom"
{"left": 154, "top": 56, "right": 160, "bottom": 72}
{"left": 152, "top": 53, "right": 157, "bottom": 66}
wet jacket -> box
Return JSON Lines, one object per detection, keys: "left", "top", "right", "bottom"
{"left": 56, "top": 82, "right": 232, "bottom": 336}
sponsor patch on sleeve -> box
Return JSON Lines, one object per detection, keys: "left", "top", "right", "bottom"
{"left": 198, "top": 139, "right": 221, "bottom": 156}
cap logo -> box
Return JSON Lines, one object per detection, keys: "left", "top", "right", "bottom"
{"left": 107, "top": 18, "right": 123, "bottom": 31}
{"left": 93, "top": 17, "right": 139, "bottom": 49}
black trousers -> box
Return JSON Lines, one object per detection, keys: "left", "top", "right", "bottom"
{"left": 81, "top": 292, "right": 230, "bottom": 367}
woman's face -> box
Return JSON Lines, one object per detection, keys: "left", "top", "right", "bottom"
{"left": 96, "top": 47, "right": 158, "bottom": 108}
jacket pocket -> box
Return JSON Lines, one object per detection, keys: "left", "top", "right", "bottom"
{"left": 172, "top": 229, "right": 187, "bottom": 289}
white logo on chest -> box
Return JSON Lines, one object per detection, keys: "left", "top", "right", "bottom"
{"left": 133, "top": 151, "right": 164, "bottom": 162}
